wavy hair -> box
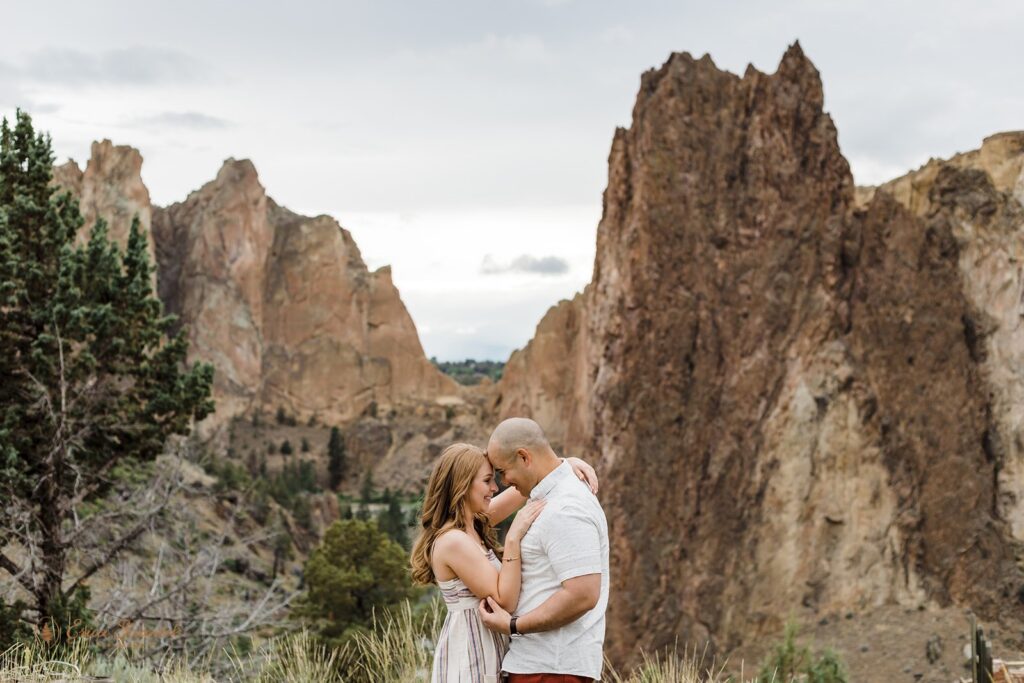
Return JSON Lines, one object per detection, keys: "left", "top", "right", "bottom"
{"left": 410, "top": 443, "right": 500, "bottom": 585}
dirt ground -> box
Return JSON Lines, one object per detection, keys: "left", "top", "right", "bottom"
{"left": 727, "top": 604, "right": 1024, "bottom": 682}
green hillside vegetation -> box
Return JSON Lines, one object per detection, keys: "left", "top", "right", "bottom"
{"left": 431, "top": 357, "right": 504, "bottom": 385}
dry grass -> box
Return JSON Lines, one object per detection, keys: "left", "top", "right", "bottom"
{"left": 339, "top": 599, "right": 445, "bottom": 682}
{"left": 2, "top": 605, "right": 754, "bottom": 682}
{"left": 605, "top": 644, "right": 756, "bottom": 683}
{"left": 0, "top": 637, "right": 94, "bottom": 682}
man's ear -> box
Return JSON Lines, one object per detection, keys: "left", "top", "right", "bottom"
{"left": 516, "top": 447, "right": 531, "bottom": 467}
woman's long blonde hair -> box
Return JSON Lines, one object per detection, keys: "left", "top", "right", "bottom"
{"left": 410, "top": 443, "right": 500, "bottom": 585}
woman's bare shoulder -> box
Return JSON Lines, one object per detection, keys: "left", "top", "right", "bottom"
{"left": 431, "top": 528, "right": 472, "bottom": 555}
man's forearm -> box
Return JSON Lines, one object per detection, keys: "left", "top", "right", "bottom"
{"left": 516, "top": 587, "right": 595, "bottom": 634}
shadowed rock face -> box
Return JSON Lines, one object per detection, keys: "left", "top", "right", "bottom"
{"left": 495, "top": 44, "right": 1024, "bottom": 664}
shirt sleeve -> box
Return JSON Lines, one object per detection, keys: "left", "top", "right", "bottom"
{"left": 543, "top": 503, "right": 603, "bottom": 583}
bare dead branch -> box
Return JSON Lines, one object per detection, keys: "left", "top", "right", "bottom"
{"left": 0, "top": 551, "right": 35, "bottom": 594}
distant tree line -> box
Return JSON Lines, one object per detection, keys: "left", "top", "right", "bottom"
{"left": 431, "top": 357, "right": 504, "bottom": 385}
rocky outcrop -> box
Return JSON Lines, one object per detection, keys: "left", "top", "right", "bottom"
{"left": 56, "top": 147, "right": 459, "bottom": 438}
{"left": 152, "top": 159, "right": 459, "bottom": 432}
{"left": 495, "top": 44, "right": 1024, "bottom": 665}
{"left": 865, "top": 132, "right": 1024, "bottom": 542}
{"left": 492, "top": 290, "right": 591, "bottom": 452}
{"left": 53, "top": 140, "right": 155, "bottom": 268}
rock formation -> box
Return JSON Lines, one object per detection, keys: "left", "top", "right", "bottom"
{"left": 53, "top": 140, "right": 156, "bottom": 268}
{"left": 151, "top": 159, "right": 459, "bottom": 432}
{"left": 861, "top": 132, "right": 1024, "bottom": 542}
{"left": 494, "top": 43, "right": 1024, "bottom": 664}
{"left": 56, "top": 148, "right": 459, "bottom": 438}
{"left": 493, "top": 289, "right": 591, "bottom": 452}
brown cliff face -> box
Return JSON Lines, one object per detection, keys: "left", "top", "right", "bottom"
{"left": 496, "top": 44, "right": 1024, "bottom": 664}
{"left": 53, "top": 140, "right": 156, "bottom": 268}
{"left": 864, "top": 133, "right": 1024, "bottom": 544}
{"left": 152, "top": 159, "right": 458, "bottom": 432}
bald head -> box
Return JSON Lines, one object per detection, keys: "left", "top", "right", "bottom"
{"left": 486, "top": 418, "right": 559, "bottom": 495}
{"left": 488, "top": 418, "right": 550, "bottom": 461}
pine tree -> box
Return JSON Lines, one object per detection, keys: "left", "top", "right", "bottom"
{"left": 378, "top": 493, "right": 408, "bottom": 549}
{"left": 360, "top": 471, "right": 375, "bottom": 504}
{"left": 280, "top": 440, "right": 293, "bottom": 456}
{"left": 300, "top": 436, "right": 310, "bottom": 453}
{"left": 0, "top": 111, "right": 214, "bottom": 645}
{"left": 327, "top": 426, "right": 346, "bottom": 490}
{"left": 296, "top": 518, "right": 415, "bottom": 645}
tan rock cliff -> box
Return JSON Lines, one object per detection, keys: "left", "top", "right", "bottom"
{"left": 57, "top": 147, "right": 459, "bottom": 439}
{"left": 493, "top": 289, "right": 591, "bottom": 452}
{"left": 53, "top": 140, "right": 156, "bottom": 269}
{"left": 152, "top": 158, "right": 459, "bottom": 432}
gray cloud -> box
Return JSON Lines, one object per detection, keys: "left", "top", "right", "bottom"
{"left": 21, "top": 47, "right": 205, "bottom": 86}
{"left": 129, "top": 111, "right": 230, "bottom": 129}
{"left": 480, "top": 254, "right": 570, "bottom": 276}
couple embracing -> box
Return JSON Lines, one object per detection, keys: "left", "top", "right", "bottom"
{"left": 410, "top": 417, "right": 609, "bottom": 683}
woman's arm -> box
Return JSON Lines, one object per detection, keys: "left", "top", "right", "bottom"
{"left": 486, "top": 486, "right": 527, "bottom": 525}
{"left": 435, "top": 501, "right": 545, "bottom": 611}
{"left": 436, "top": 532, "right": 523, "bottom": 611}
{"left": 486, "top": 456, "right": 600, "bottom": 525}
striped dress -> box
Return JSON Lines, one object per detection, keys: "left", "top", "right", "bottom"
{"left": 432, "top": 549, "right": 509, "bottom": 682}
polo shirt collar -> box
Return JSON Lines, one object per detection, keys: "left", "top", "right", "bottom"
{"left": 529, "top": 460, "right": 572, "bottom": 501}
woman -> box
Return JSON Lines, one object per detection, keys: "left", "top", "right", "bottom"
{"left": 410, "top": 443, "right": 598, "bottom": 683}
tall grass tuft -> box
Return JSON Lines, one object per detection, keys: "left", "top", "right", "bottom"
{"left": 342, "top": 599, "right": 445, "bottom": 682}
{"left": 605, "top": 643, "right": 755, "bottom": 683}
{"left": 0, "top": 637, "right": 93, "bottom": 682}
{"left": 226, "top": 629, "right": 343, "bottom": 682}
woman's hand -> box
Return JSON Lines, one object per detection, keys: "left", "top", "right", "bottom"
{"left": 505, "top": 499, "right": 546, "bottom": 544}
{"left": 566, "top": 457, "right": 599, "bottom": 494}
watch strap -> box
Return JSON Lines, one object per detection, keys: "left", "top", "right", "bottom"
{"left": 509, "top": 615, "right": 519, "bottom": 636}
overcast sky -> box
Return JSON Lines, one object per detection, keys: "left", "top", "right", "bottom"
{"left": 3, "top": 1, "right": 1022, "bottom": 360}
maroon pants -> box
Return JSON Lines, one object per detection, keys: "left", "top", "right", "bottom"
{"left": 505, "top": 675, "right": 594, "bottom": 683}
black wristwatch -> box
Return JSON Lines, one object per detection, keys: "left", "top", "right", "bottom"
{"left": 509, "top": 616, "right": 520, "bottom": 636}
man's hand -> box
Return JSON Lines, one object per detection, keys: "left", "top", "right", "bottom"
{"left": 478, "top": 596, "right": 512, "bottom": 635}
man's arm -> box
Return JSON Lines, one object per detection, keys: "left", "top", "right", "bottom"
{"left": 478, "top": 573, "right": 601, "bottom": 635}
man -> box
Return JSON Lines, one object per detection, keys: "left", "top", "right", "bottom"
{"left": 478, "top": 417, "right": 610, "bottom": 683}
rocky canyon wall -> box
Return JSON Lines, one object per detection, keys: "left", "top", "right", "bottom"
{"left": 494, "top": 44, "right": 1024, "bottom": 664}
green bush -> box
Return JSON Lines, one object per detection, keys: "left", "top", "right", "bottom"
{"left": 296, "top": 519, "right": 417, "bottom": 647}
{"left": 757, "top": 623, "right": 847, "bottom": 683}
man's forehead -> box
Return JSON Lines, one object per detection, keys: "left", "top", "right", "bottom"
{"left": 485, "top": 448, "right": 509, "bottom": 467}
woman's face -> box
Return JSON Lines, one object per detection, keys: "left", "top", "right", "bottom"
{"left": 466, "top": 459, "right": 499, "bottom": 514}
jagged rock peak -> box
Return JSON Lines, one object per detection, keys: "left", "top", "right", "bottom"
{"left": 215, "top": 157, "right": 261, "bottom": 184}
{"left": 51, "top": 140, "right": 155, "bottom": 271}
